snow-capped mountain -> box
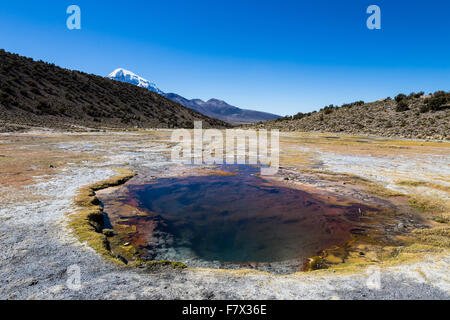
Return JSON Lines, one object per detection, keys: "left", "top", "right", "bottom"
{"left": 107, "top": 68, "right": 281, "bottom": 123}
{"left": 107, "top": 68, "right": 164, "bottom": 95}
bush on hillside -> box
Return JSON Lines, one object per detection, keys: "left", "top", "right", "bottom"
{"left": 395, "top": 99, "right": 410, "bottom": 112}
{"left": 395, "top": 94, "right": 407, "bottom": 103}
{"left": 293, "top": 112, "right": 305, "bottom": 120}
{"left": 341, "top": 101, "right": 364, "bottom": 108}
{"left": 422, "top": 91, "right": 450, "bottom": 112}
{"left": 409, "top": 91, "right": 424, "bottom": 99}
{"left": 323, "top": 105, "right": 335, "bottom": 114}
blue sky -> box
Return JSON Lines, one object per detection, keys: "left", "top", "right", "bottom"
{"left": 0, "top": 0, "right": 449, "bottom": 115}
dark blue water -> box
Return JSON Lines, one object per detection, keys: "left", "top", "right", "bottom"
{"left": 120, "top": 166, "right": 361, "bottom": 264}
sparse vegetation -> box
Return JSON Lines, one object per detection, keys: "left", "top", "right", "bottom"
{"left": 251, "top": 91, "right": 449, "bottom": 140}
{"left": 137, "top": 260, "right": 187, "bottom": 270}
{"left": 396, "top": 180, "right": 450, "bottom": 193}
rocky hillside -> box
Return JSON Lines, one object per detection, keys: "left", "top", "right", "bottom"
{"left": 0, "top": 50, "right": 230, "bottom": 132}
{"left": 250, "top": 92, "right": 449, "bottom": 140}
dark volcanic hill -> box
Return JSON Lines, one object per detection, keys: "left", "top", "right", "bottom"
{"left": 0, "top": 50, "right": 230, "bottom": 132}
{"left": 164, "top": 93, "right": 281, "bottom": 124}
{"left": 249, "top": 93, "right": 450, "bottom": 140}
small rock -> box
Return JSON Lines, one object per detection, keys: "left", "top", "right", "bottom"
{"left": 29, "top": 279, "right": 39, "bottom": 286}
{"left": 123, "top": 242, "right": 130, "bottom": 246}
{"left": 116, "top": 255, "right": 128, "bottom": 264}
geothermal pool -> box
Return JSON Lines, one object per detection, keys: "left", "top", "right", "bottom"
{"left": 110, "top": 166, "right": 366, "bottom": 273}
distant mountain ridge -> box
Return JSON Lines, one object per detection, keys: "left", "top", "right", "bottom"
{"left": 107, "top": 68, "right": 281, "bottom": 124}
{"left": 164, "top": 93, "right": 280, "bottom": 124}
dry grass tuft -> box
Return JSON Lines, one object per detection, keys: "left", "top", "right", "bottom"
{"left": 396, "top": 180, "right": 450, "bottom": 193}
{"left": 412, "top": 227, "right": 450, "bottom": 248}
{"left": 408, "top": 194, "right": 448, "bottom": 216}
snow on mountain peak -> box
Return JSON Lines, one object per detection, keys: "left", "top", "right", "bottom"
{"left": 107, "top": 68, "right": 164, "bottom": 95}
{"left": 108, "top": 68, "right": 136, "bottom": 78}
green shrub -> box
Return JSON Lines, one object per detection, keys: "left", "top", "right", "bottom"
{"left": 408, "top": 91, "right": 424, "bottom": 99}
{"left": 323, "top": 105, "right": 334, "bottom": 114}
{"left": 36, "top": 100, "right": 51, "bottom": 110}
{"left": 395, "top": 94, "right": 407, "bottom": 103}
{"left": 36, "top": 100, "right": 57, "bottom": 115}
{"left": 419, "top": 105, "right": 430, "bottom": 113}
{"left": 292, "top": 112, "right": 305, "bottom": 120}
{"left": 30, "top": 87, "right": 41, "bottom": 95}
{"left": 423, "top": 91, "right": 450, "bottom": 112}
{"left": 395, "top": 99, "right": 409, "bottom": 112}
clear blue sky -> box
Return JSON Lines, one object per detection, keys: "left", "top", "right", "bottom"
{"left": 1, "top": 0, "right": 449, "bottom": 115}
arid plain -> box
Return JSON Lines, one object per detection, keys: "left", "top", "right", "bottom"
{"left": 0, "top": 129, "right": 448, "bottom": 299}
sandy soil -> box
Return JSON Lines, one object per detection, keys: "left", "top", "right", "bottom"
{"left": 0, "top": 130, "right": 448, "bottom": 300}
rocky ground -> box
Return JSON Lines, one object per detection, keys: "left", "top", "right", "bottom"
{"left": 0, "top": 130, "right": 449, "bottom": 300}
